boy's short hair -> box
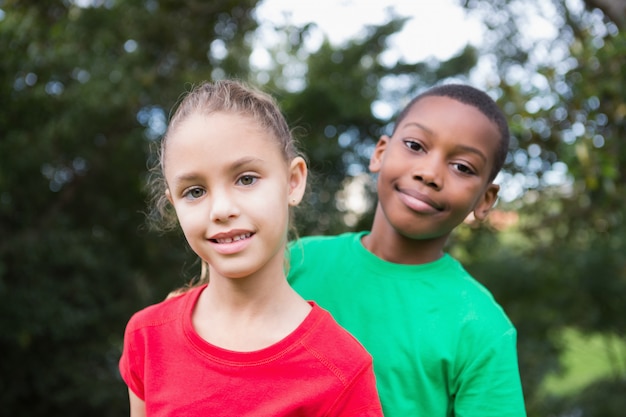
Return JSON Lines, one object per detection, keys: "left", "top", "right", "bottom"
{"left": 393, "top": 84, "right": 510, "bottom": 182}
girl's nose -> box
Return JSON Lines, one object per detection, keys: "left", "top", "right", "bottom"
{"left": 209, "top": 189, "right": 241, "bottom": 223}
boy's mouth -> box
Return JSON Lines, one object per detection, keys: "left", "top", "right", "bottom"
{"left": 397, "top": 187, "right": 444, "bottom": 212}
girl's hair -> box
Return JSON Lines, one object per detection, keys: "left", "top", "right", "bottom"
{"left": 146, "top": 80, "right": 303, "bottom": 297}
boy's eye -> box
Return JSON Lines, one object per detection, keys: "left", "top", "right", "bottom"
{"left": 403, "top": 140, "right": 424, "bottom": 152}
{"left": 237, "top": 175, "right": 257, "bottom": 186}
{"left": 453, "top": 163, "right": 476, "bottom": 175}
{"left": 183, "top": 187, "right": 205, "bottom": 200}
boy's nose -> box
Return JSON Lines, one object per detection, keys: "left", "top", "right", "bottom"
{"left": 209, "top": 190, "right": 240, "bottom": 222}
{"left": 412, "top": 162, "right": 442, "bottom": 190}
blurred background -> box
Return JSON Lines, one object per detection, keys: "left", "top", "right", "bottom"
{"left": 1, "top": 0, "right": 625, "bottom": 415}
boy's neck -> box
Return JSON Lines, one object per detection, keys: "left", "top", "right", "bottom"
{"left": 362, "top": 213, "right": 448, "bottom": 265}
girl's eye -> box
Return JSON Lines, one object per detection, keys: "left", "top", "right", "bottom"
{"left": 184, "top": 187, "right": 205, "bottom": 200}
{"left": 237, "top": 175, "right": 257, "bottom": 186}
{"left": 404, "top": 140, "right": 424, "bottom": 152}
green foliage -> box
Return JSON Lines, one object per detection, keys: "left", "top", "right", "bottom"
{"left": 454, "top": 1, "right": 626, "bottom": 414}
{"left": 0, "top": 0, "right": 256, "bottom": 415}
{"left": 265, "top": 19, "right": 479, "bottom": 235}
{"left": 540, "top": 378, "right": 626, "bottom": 416}
{"left": 541, "top": 328, "right": 626, "bottom": 397}
{"left": 1, "top": 2, "right": 471, "bottom": 414}
{"left": 2, "top": 0, "right": 625, "bottom": 415}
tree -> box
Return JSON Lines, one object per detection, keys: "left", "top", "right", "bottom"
{"left": 456, "top": 0, "right": 626, "bottom": 415}
{"left": 0, "top": 0, "right": 257, "bottom": 414}
{"left": 4, "top": 0, "right": 624, "bottom": 415}
{"left": 253, "top": 15, "right": 480, "bottom": 235}
{"left": 585, "top": 0, "right": 626, "bottom": 26}
{"left": 2, "top": 1, "right": 466, "bottom": 414}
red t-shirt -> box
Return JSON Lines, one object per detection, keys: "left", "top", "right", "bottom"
{"left": 119, "top": 285, "right": 383, "bottom": 416}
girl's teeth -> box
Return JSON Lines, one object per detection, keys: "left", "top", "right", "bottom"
{"left": 217, "top": 233, "right": 250, "bottom": 244}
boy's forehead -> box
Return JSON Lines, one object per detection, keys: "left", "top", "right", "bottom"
{"left": 406, "top": 95, "right": 477, "bottom": 117}
{"left": 396, "top": 95, "right": 501, "bottom": 162}
{"left": 400, "top": 95, "right": 499, "bottom": 135}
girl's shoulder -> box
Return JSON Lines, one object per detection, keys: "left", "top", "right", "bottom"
{"left": 303, "top": 305, "right": 373, "bottom": 370}
{"left": 124, "top": 284, "right": 205, "bottom": 333}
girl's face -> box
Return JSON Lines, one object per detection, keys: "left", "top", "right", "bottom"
{"left": 164, "top": 112, "right": 306, "bottom": 281}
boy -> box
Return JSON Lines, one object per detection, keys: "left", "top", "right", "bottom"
{"left": 288, "top": 84, "right": 526, "bottom": 417}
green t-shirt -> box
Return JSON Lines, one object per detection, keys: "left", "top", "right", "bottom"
{"left": 288, "top": 232, "right": 526, "bottom": 417}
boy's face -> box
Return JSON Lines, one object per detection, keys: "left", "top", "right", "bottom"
{"left": 369, "top": 95, "right": 500, "bottom": 241}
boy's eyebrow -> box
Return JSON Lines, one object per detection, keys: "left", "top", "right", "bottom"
{"left": 402, "top": 122, "right": 487, "bottom": 162}
{"left": 455, "top": 144, "right": 487, "bottom": 162}
{"left": 403, "top": 122, "right": 433, "bottom": 135}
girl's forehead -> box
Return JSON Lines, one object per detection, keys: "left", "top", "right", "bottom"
{"left": 169, "top": 112, "right": 272, "bottom": 143}
{"left": 164, "top": 112, "right": 286, "bottom": 162}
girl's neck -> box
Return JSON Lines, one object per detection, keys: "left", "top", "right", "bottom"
{"left": 203, "top": 270, "right": 296, "bottom": 313}
{"left": 191, "top": 270, "right": 311, "bottom": 352}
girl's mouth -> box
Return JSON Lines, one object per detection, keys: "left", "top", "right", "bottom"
{"left": 211, "top": 232, "right": 252, "bottom": 244}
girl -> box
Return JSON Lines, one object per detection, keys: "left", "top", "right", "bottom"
{"left": 119, "top": 80, "right": 383, "bottom": 417}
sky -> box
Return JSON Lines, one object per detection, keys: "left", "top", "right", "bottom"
{"left": 253, "top": 0, "right": 567, "bottom": 203}
{"left": 254, "top": 0, "right": 484, "bottom": 64}
{"left": 253, "top": 0, "right": 560, "bottom": 86}
{"left": 250, "top": 0, "right": 492, "bottom": 118}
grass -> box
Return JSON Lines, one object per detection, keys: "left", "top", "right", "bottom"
{"left": 541, "top": 327, "right": 626, "bottom": 397}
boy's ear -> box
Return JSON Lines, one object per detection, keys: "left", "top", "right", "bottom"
{"left": 165, "top": 189, "right": 172, "bottom": 204}
{"left": 288, "top": 156, "right": 308, "bottom": 206}
{"left": 473, "top": 183, "right": 500, "bottom": 221}
{"left": 369, "top": 135, "right": 390, "bottom": 173}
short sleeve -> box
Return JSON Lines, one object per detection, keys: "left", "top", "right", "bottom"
{"left": 453, "top": 327, "right": 526, "bottom": 417}
{"left": 327, "top": 362, "right": 383, "bottom": 417}
{"left": 119, "top": 317, "right": 146, "bottom": 400}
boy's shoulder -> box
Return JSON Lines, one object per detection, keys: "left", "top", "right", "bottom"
{"left": 289, "top": 232, "right": 361, "bottom": 268}
{"left": 442, "top": 257, "right": 514, "bottom": 328}
{"left": 290, "top": 232, "right": 360, "bottom": 254}
{"left": 294, "top": 232, "right": 358, "bottom": 246}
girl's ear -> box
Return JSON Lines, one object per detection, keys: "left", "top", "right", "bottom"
{"left": 288, "top": 156, "right": 308, "bottom": 206}
{"left": 165, "top": 189, "right": 173, "bottom": 204}
{"left": 473, "top": 183, "right": 500, "bottom": 221}
{"left": 369, "top": 135, "right": 390, "bottom": 173}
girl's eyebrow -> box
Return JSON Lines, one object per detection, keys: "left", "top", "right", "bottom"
{"left": 171, "top": 172, "right": 202, "bottom": 185}
{"left": 171, "top": 157, "right": 265, "bottom": 185}
{"left": 230, "top": 156, "right": 264, "bottom": 170}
